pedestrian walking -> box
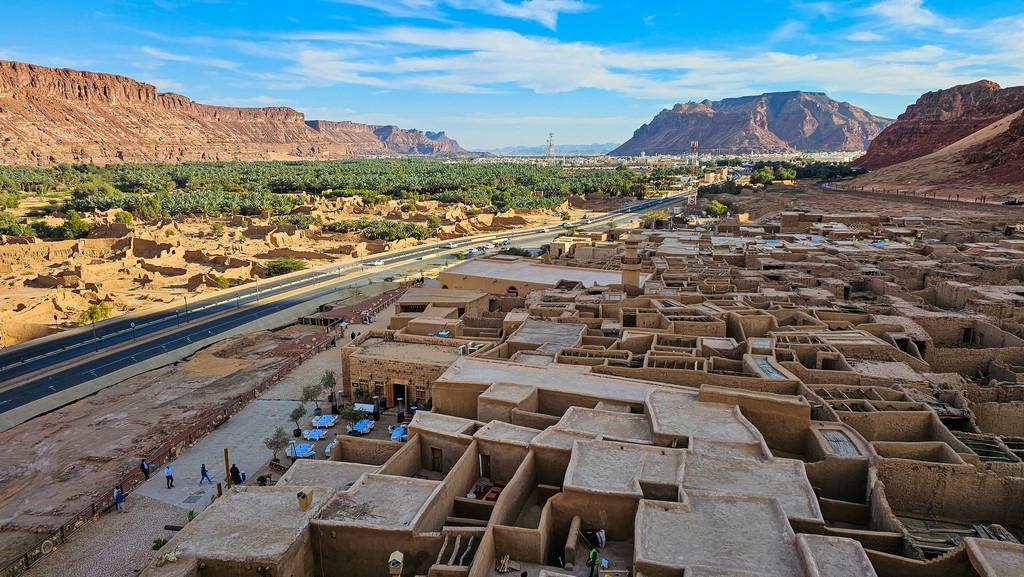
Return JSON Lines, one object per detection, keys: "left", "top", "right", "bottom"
{"left": 230, "top": 464, "right": 242, "bottom": 485}
{"left": 140, "top": 459, "right": 150, "bottom": 480}
{"left": 199, "top": 463, "right": 212, "bottom": 485}
{"left": 165, "top": 465, "right": 174, "bottom": 489}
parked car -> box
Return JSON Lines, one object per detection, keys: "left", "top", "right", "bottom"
{"left": 483, "top": 243, "right": 495, "bottom": 249}
{"left": 1002, "top": 198, "right": 1023, "bottom": 206}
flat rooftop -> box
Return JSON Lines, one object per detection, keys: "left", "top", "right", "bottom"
{"left": 438, "top": 357, "right": 681, "bottom": 405}
{"left": 636, "top": 493, "right": 803, "bottom": 576}
{"left": 474, "top": 420, "right": 541, "bottom": 445}
{"left": 319, "top": 474, "right": 438, "bottom": 528}
{"left": 443, "top": 257, "right": 650, "bottom": 288}
{"left": 356, "top": 337, "right": 462, "bottom": 365}
{"left": 278, "top": 459, "right": 377, "bottom": 492}
{"left": 409, "top": 410, "right": 477, "bottom": 435}
{"left": 647, "top": 389, "right": 759, "bottom": 444}
{"left": 556, "top": 407, "right": 652, "bottom": 443}
{"left": 682, "top": 453, "right": 822, "bottom": 522}
{"left": 508, "top": 320, "right": 586, "bottom": 351}
{"left": 158, "top": 486, "right": 331, "bottom": 564}
{"left": 399, "top": 286, "right": 488, "bottom": 303}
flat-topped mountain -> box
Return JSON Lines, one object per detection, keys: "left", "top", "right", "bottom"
{"left": 0, "top": 60, "right": 466, "bottom": 165}
{"left": 610, "top": 91, "right": 891, "bottom": 156}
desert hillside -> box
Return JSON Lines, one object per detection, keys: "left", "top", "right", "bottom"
{"left": 0, "top": 60, "right": 466, "bottom": 165}
{"left": 610, "top": 91, "right": 891, "bottom": 156}
{"left": 850, "top": 81, "right": 1024, "bottom": 197}
{"left": 854, "top": 80, "right": 1024, "bottom": 172}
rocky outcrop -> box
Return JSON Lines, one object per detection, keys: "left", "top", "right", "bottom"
{"left": 305, "top": 120, "right": 466, "bottom": 155}
{"left": 855, "top": 81, "right": 1024, "bottom": 170}
{"left": 610, "top": 91, "right": 890, "bottom": 156}
{"left": 0, "top": 60, "right": 466, "bottom": 165}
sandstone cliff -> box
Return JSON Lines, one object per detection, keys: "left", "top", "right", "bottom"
{"left": 610, "top": 91, "right": 891, "bottom": 156}
{"left": 0, "top": 60, "right": 466, "bottom": 165}
{"left": 854, "top": 81, "right": 1024, "bottom": 170}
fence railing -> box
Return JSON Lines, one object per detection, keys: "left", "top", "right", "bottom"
{"left": 0, "top": 315, "right": 342, "bottom": 577}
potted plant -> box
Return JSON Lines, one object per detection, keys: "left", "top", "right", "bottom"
{"left": 290, "top": 404, "right": 307, "bottom": 437}
{"left": 339, "top": 404, "right": 367, "bottom": 430}
{"left": 321, "top": 370, "right": 338, "bottom": 405}
{"left": 302, "top": 383, "right": 323, "bottom": 417}
{"left": 264, "top": 426, "right": 289, "bottom": 462}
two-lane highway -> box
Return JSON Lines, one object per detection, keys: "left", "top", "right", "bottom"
{"left": 0, "top": 190, "right": 691, "bottom": 415}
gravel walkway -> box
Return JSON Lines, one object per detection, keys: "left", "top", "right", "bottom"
{"left": 27, "top": 494, "right": 185, "bottom": 577}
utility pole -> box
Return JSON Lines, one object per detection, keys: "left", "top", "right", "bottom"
{"left": 91, "top": 318, "right": 98, "bottom": 352}
{"left": 184, "top": 296, "right": 190, "bottom": 322}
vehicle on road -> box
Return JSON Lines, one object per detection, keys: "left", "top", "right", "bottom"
{"left": 501, "top": 239, "right": 512, "bottom": 246}
{"left": 367, "top": 260, "right": 385, "bottom": 266}
{"left": 561, "top": 222, "right": 572, "bottom": 228}
{"left": 483, "top": 243, "right": 495, "bottom": 249}
{"left": 582, "top": 219, "right": 592, "bottom": 224}
{"left": 466, "top": 247, "right": 478, "bottom": 254}
{"left": 1002, "top": 198, "right": 1022, "bottom": 206}
{"left": 541, "top": 228, "right": 550, "bottom": 232}
{"left": 444, "top": 242, "right": 459, "bottom": 248}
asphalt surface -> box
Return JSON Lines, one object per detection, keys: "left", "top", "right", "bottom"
{"left": 0, "top": 191, "right": 689, "bottom": 414}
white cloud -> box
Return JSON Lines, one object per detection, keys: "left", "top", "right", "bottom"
{"left": 271, "top": 25, "right": 1001, "bottom": 99}
{"left": 865, "top": 0, "right": 942, "bottom": 29}
{"left": 330, "top": 0, "right": 591, "bottom": 29}
{"left": 140, "top": 77, "right": 186, "bottom": 92}
{"left": 202, "top": 95, "right": 292, "bottom": 106}
{"left": 847, "top": 30, "right": 885, "bottom": 41}
{"left": 141, "top": 46, "right": 241, "bottom": 70}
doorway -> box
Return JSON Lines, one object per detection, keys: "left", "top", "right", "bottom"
{"left": 480, "top": 453, "right": 492, "bottom": 480}
{"left": 431, "top": 448, "right": 444, "bottom": 473}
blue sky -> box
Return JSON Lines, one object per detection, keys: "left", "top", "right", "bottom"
{"left": 4, "top": 1, "right": 1024, "bottom": 149}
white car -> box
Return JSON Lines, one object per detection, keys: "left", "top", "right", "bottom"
{"left": 444, "top": 242, "right": 459, "bottom": 248}
{"left": 483, "top": 243, "right": 495, "bottom": 249}
{"left": 367, "top": 260, "right": 385, "bottom": 266}
{"left": 466, "top": 247, "right": 478, "bottom": 254}
{"left": 541, "top": 228, "right": 550, "bottom": 232}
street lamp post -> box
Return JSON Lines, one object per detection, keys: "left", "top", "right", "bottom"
{"left": 184, "top": 296, "right": 190, "bottom": 322}
{"left": 91, "top": 318, "right": 98, "bottom": 352}
{"left": 130, "top": 322, "right": 136, "bottom": 341}
{"left": 174, "top": 309, "right": 180, "bottom": 327}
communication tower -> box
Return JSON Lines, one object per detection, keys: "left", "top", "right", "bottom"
{"left": 547, "top": 133, "right": 555, "bottom": 159}
{"left": 690, "top": 140, "right": 699, "bottom": 176}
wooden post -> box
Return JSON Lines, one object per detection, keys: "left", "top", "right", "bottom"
{"left": 224, "top": 448, "right": 231, "bottom": 489}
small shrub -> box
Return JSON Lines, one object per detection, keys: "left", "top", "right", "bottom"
{"left": 165, "top": 228, "right": 175, "bottom": 236}
{"left": 214, "top": 275, "right": 230, "bottom": 289}
{"left": 114, "top": 211, "right": 133, "bottom": 225}
{"left": 152, "top": 538, "right": 168, "bottom": 550}
{"left": 266, "top": 257, "right": 305, "bottom": 278}
{"left": 210, "top": 222, "right": 225, "bottom": 235}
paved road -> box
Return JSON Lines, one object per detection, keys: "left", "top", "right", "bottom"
{"left": 0, "top": 191, "right": 689, "bottom": 414}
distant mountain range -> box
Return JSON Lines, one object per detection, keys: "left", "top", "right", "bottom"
{"left": 478, "top": 143, "right": 621, "bottom": 156}
{"left": 610, "top": 91, "right": 892, "bottom": 156}
{"left": 0, "top": 60, "right": 466, "bottom": 166}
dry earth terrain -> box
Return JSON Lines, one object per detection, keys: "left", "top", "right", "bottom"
{"left": 0, "top": 193, "right": 619, "bottom": 346}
